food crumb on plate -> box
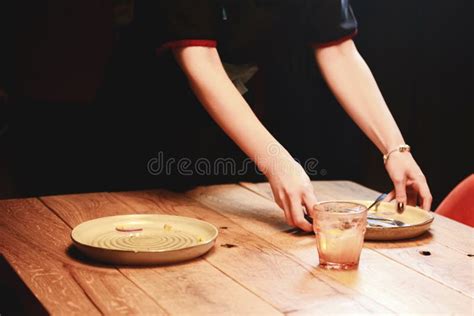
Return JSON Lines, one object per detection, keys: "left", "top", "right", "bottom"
{"left": 116, "top": 226, "right": 143, "bottom": 232}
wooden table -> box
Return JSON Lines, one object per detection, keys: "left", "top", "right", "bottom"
{"left": 1, "top": 181, "right": 473, "bottom": 315}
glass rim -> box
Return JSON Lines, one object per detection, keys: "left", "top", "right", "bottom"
{"left": 312, "top": 201, "right": 368, "bottom": 215}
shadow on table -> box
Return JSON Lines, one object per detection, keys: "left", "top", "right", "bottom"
{"left": 283, "top": 227, "right": 314, "bottom": 236}
{"left": 66, "top": 244, "right": 213, "bottom": 269}
{"left": 66, "top": 245, "right": 116, "bottom": 269}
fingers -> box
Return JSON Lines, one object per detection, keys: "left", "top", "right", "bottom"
{"left": 413, "top": 175, "right": 433, "bottom": 211}
{"left": 277, "top": 188, "right": 316, "bottom": 232}
{"left": 303, "top": 191, "right": 319, "bottom": 218}
{"left": 274, "top": 194, "right": 295, "bottom": 227}
{"left": 384, "top": 191, "right": 395, "bottom": 202}
{"left": 385, "top": 155, "right": 432, "bottom": 211}
{"left": 392, "top": 175, "right": 408, "bottom": 213}
{"left": 289, "top": 198, "right": 313, "bottom": 232}
{"left": 302, "top": 191, "right": 318, "bottom": 231}
{"left": 282, "top": 201, "right": 296, "bottom": 227}
{"left": 420, "top": 187, "right": 433, "bottom": 211}
{"left": 406, "top": 181, "right": 418, "bottom": 206}
{"left": 387, "top": 176, "right": 432, "bottom": 211}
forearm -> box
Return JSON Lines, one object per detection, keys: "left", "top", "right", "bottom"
{"left": 315, "top": 40, "right": 404, "bottom": 153}
{"left": 173, "top": 47, "right": 292, "bottom": 173}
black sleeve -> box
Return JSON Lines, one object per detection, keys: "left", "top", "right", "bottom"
{"left": 304, "top": 0, "right": 358, "bottom": 46}
{"left": 139, "top": 0, "right": 219, "bottom": 51}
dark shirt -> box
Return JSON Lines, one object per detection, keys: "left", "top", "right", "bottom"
{"left": 134, "top": 0, "right": 358, "bottom": 64}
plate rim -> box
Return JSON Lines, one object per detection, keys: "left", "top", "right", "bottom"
{"left": 319, "top": 199, "right": 435, "bottom": 230}
{"left": 71, "top": 214, "right": 219, "bottom": 254}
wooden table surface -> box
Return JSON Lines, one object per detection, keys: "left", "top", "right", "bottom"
{"left": 1, "top": 181, "right": 473, "bottom": 315}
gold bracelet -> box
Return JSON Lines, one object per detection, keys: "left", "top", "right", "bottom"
{"left": 383, "top": 144, "right": 411, "bottom": 164}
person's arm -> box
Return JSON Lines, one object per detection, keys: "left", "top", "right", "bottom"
{"left": 314, "top": 39, "right": 432, "bottom": 210}
{"left": 173, "top": 46, "right": 315, "bottom": 230}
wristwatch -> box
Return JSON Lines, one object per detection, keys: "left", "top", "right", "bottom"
{"left": 383, "top": 144, "right": 411, "bottom": 164}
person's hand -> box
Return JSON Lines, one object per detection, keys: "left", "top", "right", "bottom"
{"left": 384, "top": 152, "right": 432, "bottom": 211}
{"left": 265, "top": 158, "right": 317, "bottom": 231}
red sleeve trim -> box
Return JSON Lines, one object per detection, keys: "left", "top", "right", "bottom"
{"left": 312, "top": 30, "right": 358, "bottom": 49}
{"left": 156, "top": 39, "right": 217, "bottom": 55}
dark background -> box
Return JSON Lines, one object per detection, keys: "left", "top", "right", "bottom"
{"left": 0, "top": 0, "right": 472, "bottom": 208}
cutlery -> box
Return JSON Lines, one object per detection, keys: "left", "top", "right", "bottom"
{"left": 367, "top": 215, "right": 405, "bottom": 227}
{"left": 366, "top": 193, "right": 388, "bottom": 212}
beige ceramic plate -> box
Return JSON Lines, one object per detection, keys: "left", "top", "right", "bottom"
{"left": 350, "top": 200, "right": 434, "bottom": 241}
{"left": 71, "top": 214, "right": 218, "bottom": 265}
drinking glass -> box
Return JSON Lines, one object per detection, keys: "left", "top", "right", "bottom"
{"left": 311, "top": 201, "right": 368, "bottom": 270}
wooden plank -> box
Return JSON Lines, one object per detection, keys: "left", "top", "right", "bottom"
{"left": 68, "top": 267, "right": 166, "bottom": 315}
{"left": 366, "top": 237, "right": 474, "bottom": 298}
{"left": 187, "top": 184, "right": 474, "bottom": 314}
{"left": 110, "top": 190, "right": 390, "bottom": 314}
{"left": 286, "top": 295, "right": 390, "bottom": 316}
{"left": 0, "top": 198, "right": 99, "bottom": 315}
{"left": 429, "top": 215, "right": 474, "bottom": 254}
{"left": 240, "top": 180, "right": 380, "bottom": 202}
{"left": 42, "top": 192, "right": 281, "bottom": 315}
{"left": 239, "top": 181, "right": 274, "bottom": 200}
{"left": 0, "top": 228, "right": 99, "bottom": 315}
{"left": 120, "top": 260, "right": 281, "bottom": 316}
{"left": 311, "top": 180, "right": 381, "bottom": 200}
{"left": 0, "top": 198, "right": 165, "bottom": 315}
{"left": 41, "top": 192, "right": 136, "bottom": 227}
